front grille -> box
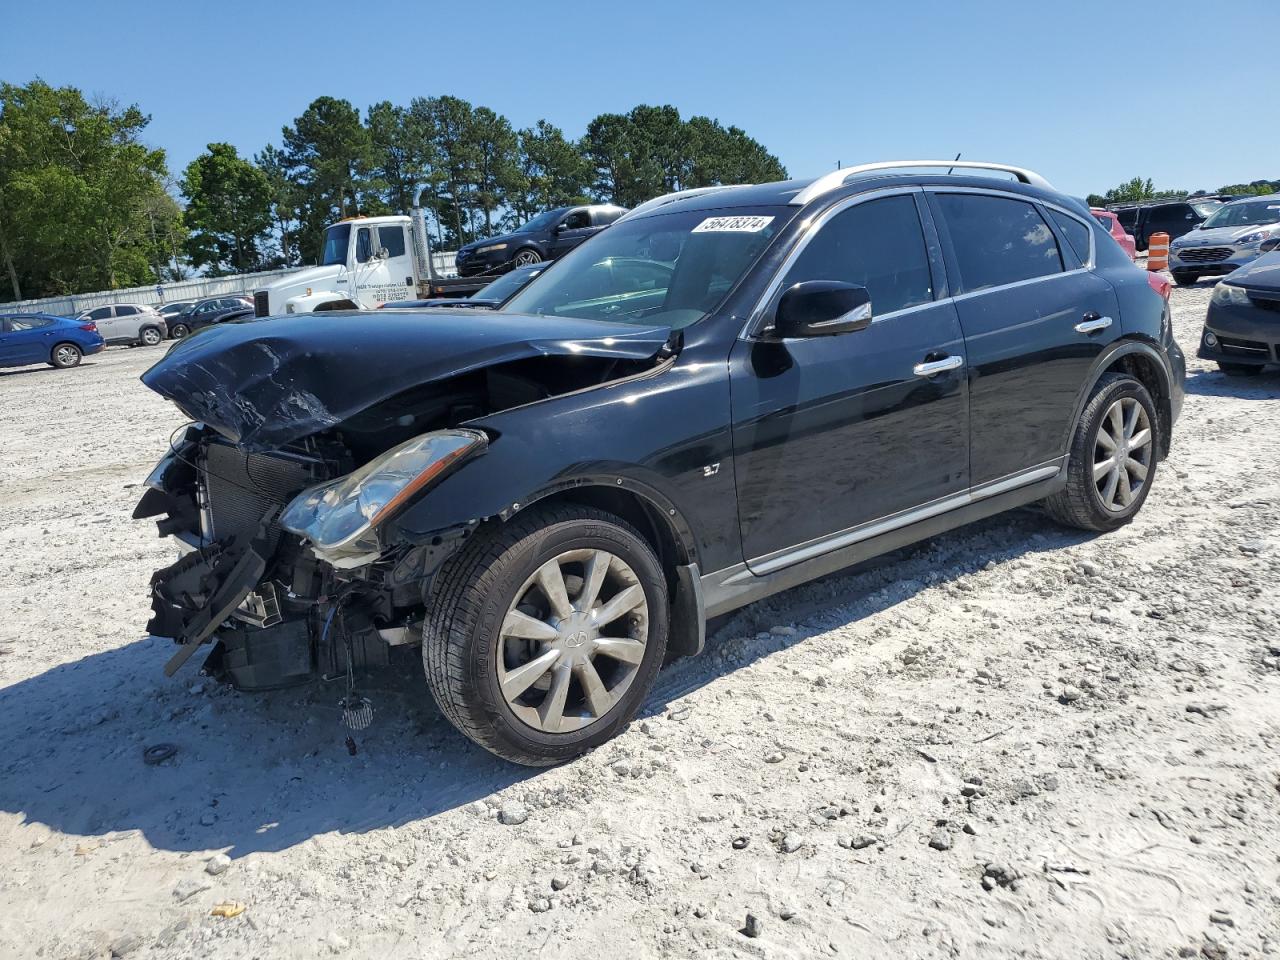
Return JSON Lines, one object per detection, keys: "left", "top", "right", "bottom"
{"left": 1249, "top": 293, "right": 1280, "bottom": 313}
{"left": 254, "top": 291, "right": 270, "bottom": 318}
{"left": 1217, "top": 335, "right": 1269, "bottom": 355}
{"left": 200, "top": 443, "right": 315, "bottom": 547}
{"left": 1178, "top": 247, "right": 1233, "bottom": 263}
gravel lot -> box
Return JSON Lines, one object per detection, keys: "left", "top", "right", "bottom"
{"left": 1, "top": 281, "right": 1278, "bottom": 960}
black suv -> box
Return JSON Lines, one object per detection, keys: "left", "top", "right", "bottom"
{"left": 454, "top": 204, "right": 626, "bottom": 277}
{"left": 136, "top": 161, "right": 1185, "bottom": 766}
{"left": 1110, "top": 198, "right": 1222, "bottom": 251}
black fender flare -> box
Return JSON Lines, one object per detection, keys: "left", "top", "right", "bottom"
{"left": 1064, "top": 336, "right": 1174, "bottom": 460}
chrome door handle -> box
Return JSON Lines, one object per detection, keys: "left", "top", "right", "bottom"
{"left": 1075, "top": 315, "right": 1113, "bottom": 334}
{"left": 913, "top": 355, "right": 963, "bottom": 377}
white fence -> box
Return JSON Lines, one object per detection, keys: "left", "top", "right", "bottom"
{"left": 0, "top": 252, "right": 458, "bottom": 317}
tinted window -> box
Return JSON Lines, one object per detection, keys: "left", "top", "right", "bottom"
{"left": 10, "top": 316, "right": 53, "bottom": 331}
{"left": 88, "top": 306, "right": 112, "bottom": 321}
{"left": 116, "top": 305, "right": 138, "bottom": 316}
{"left": 594, "top": 208, "right": 624, "bottom": 226}
{"left": 1115, "top": 209, "right": 1138, "bottom": 230}
{"left": 936, "top": 193, "right": 1062, "bottom": 292}
{"left": 355, "top": 227, "right": 373, "bottom": 263}
{"left": 378, "top": 225, "right": 406, "bottom": 258}
{"left": 781, "top": 194, "right": 933, "bottom": 315}
{"left": 1147, "top": 205, "right": 1191, "bottom": 231}
{"left": 561, "top": 210, "right": 591, "bottom": 231}
{"left": 1049, "top": 210, "right": 1093, "bottom": 265}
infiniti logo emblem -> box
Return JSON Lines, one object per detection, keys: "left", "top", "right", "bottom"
{"left": 565, "top": 631, "right": 589, "bottom": 648}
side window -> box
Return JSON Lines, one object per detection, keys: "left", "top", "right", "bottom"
{"left": 116, "top": 305, "right": 138, "bottom": 317}
{"left": 378, "top": 225, "right": 406, "bottom": 258}
{"left": 89, "top": 306, "right": 112, "bottom": 321}
{"left": 11, "top": 316, "right": 52, "bottom": 331}
{"left": 593, "top": 208, "right": 624, "bottom": 226}
{"left": 1049, "top": 210, "right": 1093, "bottom": 266}
{"left": 561, "top": 211, "right": 591, "bottom": 231}
{"left": 355, "top": 227, "right": 373, "bottom": 263}
{"left": 935, "top": 193, "right": 1063, "bottom": 293}
{"left": 780, "top": 194, "right": 934, "bottom": 316}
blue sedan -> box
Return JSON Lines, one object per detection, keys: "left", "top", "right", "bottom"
{"left": 0, "top": 313, "right": 106, "bottom": 369}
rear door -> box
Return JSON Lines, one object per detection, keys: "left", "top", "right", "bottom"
{"left": 730, "top": 189, "right": 969, "bottom": 572}
{"left": 86, "top": 306, "right": 115, "bottom": 340}
{"left": 114, "top": 305, "right": 142, "bottom": 339}
{"left": 928, "top": 190, "right": 1120, "bottom": 487}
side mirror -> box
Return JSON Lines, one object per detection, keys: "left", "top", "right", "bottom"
{"left": 773, "top": 281, "right": 872, "bottom": 338}
{"left": 553, "top": 223, "right": 568, "bottom": 234}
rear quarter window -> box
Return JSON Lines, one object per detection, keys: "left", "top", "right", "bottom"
{"left": 1049, "top": 210, "right": 1093, "bottom": 266}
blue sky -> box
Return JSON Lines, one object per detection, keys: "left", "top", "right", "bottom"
{"left": 2, "top": 0, "right": 1274, "bottom": 199}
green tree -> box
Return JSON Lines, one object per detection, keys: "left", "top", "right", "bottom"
{"left": 508, "top": 120, "right": 591, "bottom": 225}
{"left": 0, "top": 79, "right": 171, "bottom": 299}
{"left": 280, "top": 96, "right": 375, "bottom": 263}
{"left": 181, "top": 143, "right": 273, "bottom": 275}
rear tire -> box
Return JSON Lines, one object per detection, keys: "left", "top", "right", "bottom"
{"left": 422, "top": 505, "right": 669, "bottom": 766}
{"left": 1171, "top": 271, "right": 1200, "bottom": 286}
{"left": 1044, "top": 373, "right": 1159, "bottom": 532}
{"left": 49, "top": 343, "right": 83, "bottom": 368}
{"left": 1218, "top": 362, "right": 1263, "bottom": 377}
{"left": 169, "top": 323, "right": 189, "bottom": 339}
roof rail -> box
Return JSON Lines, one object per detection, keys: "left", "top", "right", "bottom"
{"left": 614, "top": 184, "right": 746, "bottom": 223}
{"left": 789, "top": 161, "right": 1055, "bottom": 207}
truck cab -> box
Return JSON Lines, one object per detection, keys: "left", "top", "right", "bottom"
{"left": 255, "top": 216, "right": 418, "bottom": 316}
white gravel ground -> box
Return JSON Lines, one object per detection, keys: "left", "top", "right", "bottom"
{"left": 1, "top": 280, "right": 1278, "bottom": 960}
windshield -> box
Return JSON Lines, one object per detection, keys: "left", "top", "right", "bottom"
{"left": 1201, "top": 200, "right": 1280, "bottom": 230}
{"left": 503, "top": 206, "right": 793, "bottom": 328}
{"left": 320, "top": 224, "right": 352, "bottom": 266}
{"left": 512, "top": 210, "right": 561, "bottom": 234}
{"left": 1191, "top": 201, "right": 1223, "bottom": 219}
{"left": 478, "top": 267, "right": 541, "bottom": 302}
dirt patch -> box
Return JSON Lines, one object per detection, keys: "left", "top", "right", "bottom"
{"left": 1, "top": 285, "right": 1278, "bottom": 959}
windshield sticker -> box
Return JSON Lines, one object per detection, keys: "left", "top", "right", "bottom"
{"left": 692, "top": 215, "right": 775, "bottom": 233}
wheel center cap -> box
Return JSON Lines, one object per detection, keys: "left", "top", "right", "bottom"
{"left": 554, "top": 612, "right": 595, "bottom": 653}
{"left": 565, "top": 631, "right": 589, "bottom": 649}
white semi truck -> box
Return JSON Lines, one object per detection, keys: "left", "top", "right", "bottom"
{"left": 252, "top": 185, "right": 489, "bottom": 317}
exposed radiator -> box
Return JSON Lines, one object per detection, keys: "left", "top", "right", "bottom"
{"left": 200, "top": 443, "right": 315, "bottom": 547}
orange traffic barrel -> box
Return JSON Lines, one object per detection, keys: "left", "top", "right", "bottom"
{"left": 1147, "top": 232, "right": 1170, "bottom": 271}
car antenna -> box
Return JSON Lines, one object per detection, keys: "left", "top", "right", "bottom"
{"left": 947, "top": 152, "right": 962, "bottom": 175}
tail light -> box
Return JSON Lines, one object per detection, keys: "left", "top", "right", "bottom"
{"left": 80, "top": 322, "right": 98, "bottom": 332}
{"left": 1145, "top": 274, "right": 1172, "bottom": 300}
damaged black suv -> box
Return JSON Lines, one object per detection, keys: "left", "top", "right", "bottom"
{"left": 136, "top": 161, "right": 1185, "bottom": 765}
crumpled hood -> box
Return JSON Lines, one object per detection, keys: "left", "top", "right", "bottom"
{"left": 141, "top": 310, "right": 672, "bottom": 451}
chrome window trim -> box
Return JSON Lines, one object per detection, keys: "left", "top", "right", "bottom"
{"left": 745, "top": 461, "right": 1062, "bottom": 576}
{"left": 740, "top": 185, "right": 927, "bottom": 341}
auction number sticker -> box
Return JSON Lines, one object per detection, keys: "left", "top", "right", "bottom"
{"left": 692, "top": 215, "right": 775, "bottom": 233}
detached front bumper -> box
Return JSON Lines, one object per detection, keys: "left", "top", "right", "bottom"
{"left": 1197, "top": 297, "right": 1280, "bottom": 365}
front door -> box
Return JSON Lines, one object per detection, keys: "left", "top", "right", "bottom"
{"left": 730, "top": 190, "right": 969, "bottom": 573}
{"left": 927, "top": 190, "right": 1121, "bottom": 486}
{"left": 3, "top": 316, "right": 56, "bottom": 364}
{"left": 86, "top": 306, "right": 116, "bottom": 341}
{"left": 550, "top": 209, "right": 594, "bottom": 259}
{"left": 371, "top": 223, "right": 415, "bottom": 306}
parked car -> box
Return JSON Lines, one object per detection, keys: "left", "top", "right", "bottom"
{"left": 169, "top": 296, "right": 253, "bottom": 338}
{"left": 1090, "top": 207, "right": 1136, "bottom": 260}
{"left": 453, "top": 204, "right": 627, "bottom": 277}
{"left": 1167, "top": 194, "right": 1280, "bottom": 286}
{"left": 135, "top": 160, "right": 1184, "bottom": 766}
{"left": 1109, "top": 198, "right": 1222, "bottom": 251}
{"left": 1197, "top": 250, "right": 1280, "bottom": 375}
{"left": 384, "top": 263, "right": 550, "bottom": 310}
{"left": 77, "top": 303, "right": 168, "bottom": 347}
{"left": 158, "top": 301, "right": 195, "bottom": 324}
{"left": 0, "top": 313, "right": 105, "bottom": 369}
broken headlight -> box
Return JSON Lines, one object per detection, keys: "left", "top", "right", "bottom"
{"left": 280, "top": 429, "right": 486, "bottom": 556}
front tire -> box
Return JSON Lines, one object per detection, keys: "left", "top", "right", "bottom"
{"left": 140, "top": 326, "right": 163, "bottom": 346}
{"left": 513, "top": 248, "right": 543, "bottom": 268}
{"left": 423, "top": 506, "right": 669, "bottom": 766}
{"left": 1044, "top": 373, "right": 1159, "bottom": 532}
{"left": 49, "top": 343, "right": 83, "bottom": 368}
{"left": 1218, "top": 362, "right": 1263, "bottom": 377}
{"left": 169, "top": 323, "right": 189, "bottom": 339}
